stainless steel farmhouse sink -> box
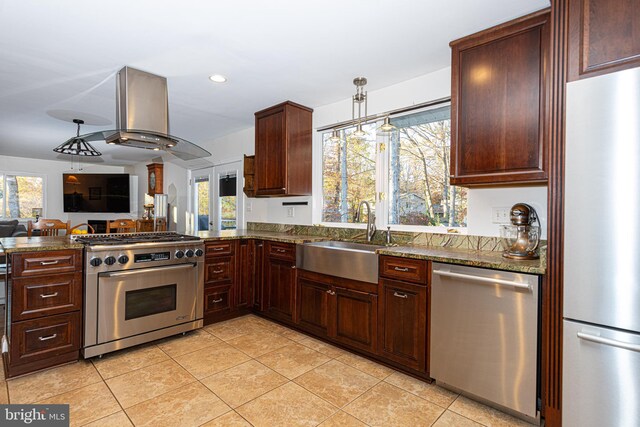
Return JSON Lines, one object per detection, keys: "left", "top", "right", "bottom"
{"left": 296, "top": 241, "right": 379, "bottom": 284}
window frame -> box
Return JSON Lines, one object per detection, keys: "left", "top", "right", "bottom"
{"left": 315, "top": 101, "right": 467, "bottom": 234}
{"left": 0, "top": 171, "right": 46, "bottom": 220}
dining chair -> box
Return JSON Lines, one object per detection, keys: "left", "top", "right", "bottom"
{"left": 107, "top": 219, "right": 137, "bottom": 233}
{"left": 27, "top": 219, "right": 71, "bottom": 237}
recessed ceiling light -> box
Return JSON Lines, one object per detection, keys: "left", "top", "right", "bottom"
{"left": 209, "top": 74, "right": 227, "bottom": 83}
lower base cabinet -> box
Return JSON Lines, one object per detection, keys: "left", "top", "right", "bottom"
{"left": 333, "top": 286, "right": 377, "bottom": 353}
{"left": 204, "top": 285, "right": 233, "bottom": 317}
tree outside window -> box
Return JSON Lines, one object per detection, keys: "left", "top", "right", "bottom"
{"left": 0, "top": 174, "right": 44, "bottom": 219}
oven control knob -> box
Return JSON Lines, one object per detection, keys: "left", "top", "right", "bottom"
{"left": 175, "top": 250, "right": 185, "bottom": 259}
{"left": 185, "top": 249, "right": 195, "bottom": 258}
{"left": 104, "top": 256, "right": 116, "bottom": 266}
{"left": 195, "top": 248, "right": 204, "bottom": 257}
{"left": 118, "top": 255, "right": 129, "bottom": 265}
{"left": 89, "top": 257, "right": 102, "bottom": 267}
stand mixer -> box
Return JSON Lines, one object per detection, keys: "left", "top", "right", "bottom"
{"left": 499, "top": 203, "right": 541, "bottom": 260}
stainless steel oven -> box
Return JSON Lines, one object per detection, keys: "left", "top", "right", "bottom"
{"left": 79, "top": 233, "right": 204, "bottom": 358}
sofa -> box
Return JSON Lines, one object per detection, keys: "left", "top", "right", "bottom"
{"left": 0, "top": 220, "right": 28, "bottom": 238}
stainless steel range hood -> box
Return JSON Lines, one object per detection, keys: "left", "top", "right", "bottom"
{"left": 80, "top": 66, "right": 211, "bottom": 161}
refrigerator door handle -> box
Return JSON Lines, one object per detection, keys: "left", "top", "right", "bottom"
{"left": 577, "top": 332, "right": 640, "bottom": 353}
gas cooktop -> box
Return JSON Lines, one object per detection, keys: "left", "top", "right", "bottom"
{"left": 71, "top": 232, "right": 201, "bottom": 246}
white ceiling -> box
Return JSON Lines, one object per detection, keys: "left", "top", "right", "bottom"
{"left": 0, "top": 0, "right": 549, "bottom": 166}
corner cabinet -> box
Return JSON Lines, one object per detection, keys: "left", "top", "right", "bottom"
{"left": 450, "top": 9, "right": 550, "bottom": 186}
{"left": 254, "top": 101, "right": 313, "bottom": 197}
{"left": 567, "top": 0, "right": 640, "bottom": 81}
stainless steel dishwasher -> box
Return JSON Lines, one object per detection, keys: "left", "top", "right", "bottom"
{"left": 430, "top": 262, "right": 540, "bottom": 423}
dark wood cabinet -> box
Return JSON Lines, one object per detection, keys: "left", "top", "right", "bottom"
{"left": 204, "top": 285, "right": 233, "bottom": 317}
{"left": 253, "top": 240, "right": 265, "bottom": 311}
{"left": 204, "top": 240, "right": 237, "bottom": 324}
{"left": 5, "top": 249, "right": 83, "bottom": 378}
{"left": 254, "top": 101, "right": 313, "bottom": 197}
{"left": 265, "top": 256, "right": 297, "bottom": 323}
{"left": 297, "top": 275, "right": 330, "bottom": 336}
{"left": 567, "top": 0, "right": 640, "bottom": 81}
{"left": 378, "top": 278, "right": 428, "bottom": 373}
{"left": 236, "top": 240, "right": 253, "bottom": 309}
{"left": 450, "top": 9, "right": 550, "bottom": 186}
{"left": 332, "top": 286, "right": 377, "bottom": 353}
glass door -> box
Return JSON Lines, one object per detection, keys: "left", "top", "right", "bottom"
{"left": 213, "top": 160, "right": 243, "bottom": 231}
{"left": 191, "top": 168, "right": 213, "bottom": 232}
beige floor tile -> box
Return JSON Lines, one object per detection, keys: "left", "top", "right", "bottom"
{"left": 156, "top": 329, "right": 222, "bottom": 358}
{"left": 38, "top": 382, "right": 120, "bottom": 427}
{"left": 226, "top": 331, "right": 293, "bottom": 358}
{"left": 384, "top": 371, "right": 458, "bottom": 407}
{"left": 105, "top": 359, "right": 195, "bottom": 408}
{"left": 205, "top": 316, "right": 271, "bottom": 341}
{"left": 0, "top": 381, "right": 8, "bottom": 404}
{"left": 173, "top": 342, "right": 251, "bottom": 379}
{"left": 344, "top": 382, "right": 445, "bottom": 427}
{"left": 91, "top": 345, "right": 169, "bottom": 379}
{"left": 449, "top": 395, "right": 536, "bottom": 427}
{"left": 298, "top": 337, "right": 347, "bottom": 358}
{"left": 256, "top": 343, "right": 331, "bottom": 379}
{"left": 7, "top": 361, "right": 102, "bottom": 404}
{"left": 295, "top": 359, "right": 379, "bottom": 408}
{"left": 201, "top": 411, "right": 252, "bottom": 427}
{"left": 318, "top": 411, "right": 368, "bottom": 427}
{"left": 433, "top": 410, "right": 484, "bottom": 427}
{"left": 200, "top": 360, "right": 287, "bottom": 408}
{"left": 125, "top": 382, "right": 230, "bottom": 427}
{"left": 237, "top": 382, "right": 337, "bottom": 427}
{"left": 337, "top": 353, "right": 394, "bottom": 380}
{"left": 82, "top": 411, "right": 133, "bottom": 427}
{"left": 279, "top": 328, "right": 310, "bottom": 342}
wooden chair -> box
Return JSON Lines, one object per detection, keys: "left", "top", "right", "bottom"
{"left": 107, "top": 219, "right": 137, "bottom": 233}
{"left": 27, "top": 219, "right": 70, "bottom": 237}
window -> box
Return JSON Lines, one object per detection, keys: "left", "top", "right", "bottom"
{"left": 320, "top": 102, "right": 467, "bottom": 230}
{"left": 0, "top": 173, "right": 44, "bottom": 219}
{"left": 219, "top": 174, "right": 237, "bottom": 230}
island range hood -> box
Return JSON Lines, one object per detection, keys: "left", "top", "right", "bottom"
{"left": 76, "top": 66, "right": 211, "bottom": 161}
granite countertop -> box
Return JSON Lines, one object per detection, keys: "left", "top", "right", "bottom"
{"left": 197, "top": 229, "right": 328, "bottom": 244}
{"left": 377, "top": 244, "right": 546, "bottom": 275}
{"left": 0, "top": 236, "right": 84, "bottom": 255}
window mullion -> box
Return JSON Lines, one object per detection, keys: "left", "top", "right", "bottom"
{"left": 375, "top": 134, "right": 388, "bottom": 230}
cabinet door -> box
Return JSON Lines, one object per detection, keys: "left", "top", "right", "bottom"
{"left": 297, "top": 276, "right": 330, "bottom": 336}
{"left": 567, "top": 0, "right": 640, "bottom": 81}
{"left": 379, "top": 279, "right": 428, "bottom": 373}
{"left": 237, "top": 240, "right": 253, "bottom": 309}
{"left": 266, "top": 257, "right": 296, "bottom": 323}
{"left": 255, "top": 108, "right": 286, "bottom": 196}
{"left": 330, "top": 287, "right": 377, "bottom": 353}
{"left": 450, "top": 10, "right": 549, "bottom": 185}
{"left": 253, "top": 241, "right": 265, "bottom": 311}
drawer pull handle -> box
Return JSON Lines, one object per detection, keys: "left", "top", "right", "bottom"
{"left": 393, "top": 266, "right": 410, "bottom": 272}
{"left": 212, "top": 298, "right": 223, "bottom": 303}
{"left": 393, "top": 291, "right": 408, "bottom": 299}
{"left": 40, "top": 292, "right": 59, "bottom": 299}
{"left": 38, "top": 334, "right": 57, "bottom": 341}
{"left": 212, "top": 247, "right": 225, "bottom": 251}
{"left": 276, "top": 249, "right": 287, "bottom": 253}
{"left": 40, "top": 260, "right": 59, "bottom": 266}
{"left": 212, "top": 269, "right": 224, "bottom": 274}
{"left": 326, "top": 290, "right": 336, "bottom": 295}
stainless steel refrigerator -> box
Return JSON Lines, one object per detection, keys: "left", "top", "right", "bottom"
{"left": 563, "top": 67, "right": 640, "bottom": 426}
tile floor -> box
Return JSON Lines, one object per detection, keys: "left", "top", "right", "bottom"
{"left": 0, "top": 314, "right": 538, "bottom": 426}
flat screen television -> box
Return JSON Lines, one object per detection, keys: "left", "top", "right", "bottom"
{"left": 63, "top": 173, "right": 130, "bottom": 213}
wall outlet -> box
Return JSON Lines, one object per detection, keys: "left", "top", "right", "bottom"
{"left": 246, "top": 202, "right": 252, "bottom": 212}
{"left": 287, "top": 207, "right": 295, "bottom": 218}
{"left": 492, "top": 207, "right": 510, "bottom": 224}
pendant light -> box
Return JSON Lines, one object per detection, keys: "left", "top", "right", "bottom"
{"left": 328, "top": 130, "right": 341, "bottom": 143}
{"left": 377, "top": 116, "right": 396, "bottom": 134}
{"left": 53, "top": 119, "right": 102, "bottom": 156}
{"left": 351, "top": 77, "right": 368, "bottom": 140}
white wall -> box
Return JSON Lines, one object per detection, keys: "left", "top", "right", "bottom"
{"left": 199, "top": 66, "right": 549, "bottom": 236}
{"left": 0, "top": 155, "right": 130, "bottom": 224}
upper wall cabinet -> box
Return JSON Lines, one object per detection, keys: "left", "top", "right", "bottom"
{"left": 449, "top": 10, "right": 550, "bottom": 186}
{"left": 568, "top": 0, "right": 640, "bottom": 81}
{"left": 254, "top": 101, "right": 313, "bottom": 197}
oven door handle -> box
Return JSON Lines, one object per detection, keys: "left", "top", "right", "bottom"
{"left": 101, "top": 263, "right": 196, "bottom": 278}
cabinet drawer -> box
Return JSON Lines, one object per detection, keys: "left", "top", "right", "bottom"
{"left": 12, "top": 273, "right": 83, "bottom": 321}
{"left": 379, "top": 256, "right": 428, "bottom": 284}
{"left": 12, "top": 250, "right": 81, "bottom": 277}
{"left": 206, "top": 241, "right": 234, "bottom": 257}
{"left": 267, "top": 242, "right": 296, "bottom": 261}
{"left": 10, "top": 312, "right": 81, "bottom": 366}
{"left": 205, "top": 256, "right": 235, "bottom": 285}
{"left": 204, "top": 285, "right": 232, "bottom": 315}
